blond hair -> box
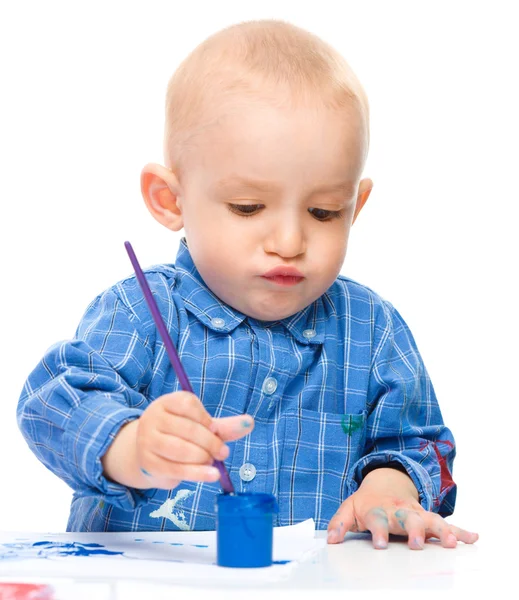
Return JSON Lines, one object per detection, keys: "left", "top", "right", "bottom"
{"left": 164, "top": 19, "right": 369, "bottom": 170}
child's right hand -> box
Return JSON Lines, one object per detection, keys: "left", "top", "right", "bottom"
{"left": 136, "top": 391, "right": 254, "bottom": 489}
{"left": 102, "top": 392, "right": 254, "bottom": 490}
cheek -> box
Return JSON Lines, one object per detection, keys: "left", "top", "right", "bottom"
{"left": 308, "top": 231, "right": 348, "bottom": 288}
{"left": 183, "top": 206, "right": 224, "bottom": 251}
{"left": 318, "top": 229, "right": 348, "bottom": 264}
{"left": 185, "top": 218, "right": 245, "bottom": 277}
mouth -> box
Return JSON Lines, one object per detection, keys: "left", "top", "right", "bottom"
{"left": 261, "top": 275, "right": 304, "bottom": 286}
{"left": 261, "top": 266, "right": 305, "bottom": 287}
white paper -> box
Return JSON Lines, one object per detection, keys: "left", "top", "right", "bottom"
{"left": 0, "top": 519, "right": 325, "bottom": 584}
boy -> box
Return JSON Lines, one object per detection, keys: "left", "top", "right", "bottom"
{"left": 17, "top": 19, "right": 478, "bottom": 550}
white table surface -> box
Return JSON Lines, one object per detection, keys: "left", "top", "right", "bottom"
{"left": 0, "top": 522, "right": 510, "bottom": 600}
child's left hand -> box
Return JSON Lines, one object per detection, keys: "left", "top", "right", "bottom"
{"left": 326, "top": 467, "right": 479, "bottom": 550}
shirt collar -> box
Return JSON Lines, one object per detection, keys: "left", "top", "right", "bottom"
{"left": 175, "top": 238, "right": 325, "bottom": 344}
{"left": 278, "top": 300, "right": 326, "bottom": 346}
{"left": 175, "top": 239, "right": 247, "bottom": 333}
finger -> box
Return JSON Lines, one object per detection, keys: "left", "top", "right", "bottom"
{"left": 393, "top": 509, "right": 426, "bottom": 550}
{"left": 327, "top": 498, "right": 356, "bottom": 544}
{"left": 139, "top": 469, "right": 182, "bottom": 490}
{"left": 160, "top": 392, "right": 213, "bottom": 428}
{"left": 448, "top": 524, "right": 479, "bottom": 545}
{"left": 153, "top": 431, "right": 222, "bottom": 465}
{"left": 157, "top": 415, "right": 230, "bottom": 461}
{"left": 423, "top": 514, "right": 458, "bottom": 548}
{"left": 141, "top": 453, "right": 221, "bottom": 485}
{"left": 363, "top": 508, "right": 390, "bottom": 549}
{"left": 210, "top": 415, "right": 255, "bottom": 442}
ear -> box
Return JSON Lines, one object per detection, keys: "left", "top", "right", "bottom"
{"left": 352, "top": 178, "right": 373, "bottom": 225}
{"left": 140, "top": 163, "right": 184, "bottom": 231}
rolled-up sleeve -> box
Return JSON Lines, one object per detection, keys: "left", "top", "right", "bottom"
{"left": 17, "top": 288, "right": 156, "bottom": 510}
{"left": 349, "top": 301, "right": 457, "bottom": 517}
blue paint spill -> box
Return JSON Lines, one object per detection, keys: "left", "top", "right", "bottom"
{"left": 33, "top": 542, "right": 123, "bottom": 557}
{"left": 1, "top": 541, "right": 124, "bottom": 561}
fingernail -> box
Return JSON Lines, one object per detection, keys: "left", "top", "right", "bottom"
{"left": 217, "top": 444, "right": 230, "bottom": 460}
{"left": 411, "top": 537, "right": 424, "bottom": 550}
{"left": 374, "top": 538, "right": 388, "bottom": 549}
{"left": 207, "top": 467, "right": 220, "bottom": 479}
{"left": 447, "top": 534, "right": 458, "bottom": 546}
{"left": 327, "top": 528, "right": 340, "bottom": 543}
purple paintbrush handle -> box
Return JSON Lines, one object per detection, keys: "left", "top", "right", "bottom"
{"left": 124, "top": 241, "right": 234, "bottom": 494}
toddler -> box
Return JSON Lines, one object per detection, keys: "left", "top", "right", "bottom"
{"left": 18, "top": 19, "right": 478, "bottom": 550}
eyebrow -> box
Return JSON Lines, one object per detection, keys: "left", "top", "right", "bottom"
{"left": 214, "top": 176, "right": 280, "bottom": 193}
{"left": 214, "top": 176, "right": 354, "bottom": 195}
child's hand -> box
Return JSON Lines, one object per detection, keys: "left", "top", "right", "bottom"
{"left": 135, "top": 391, "right": 254, "bottom": 489}
{"left": 326, "top": 468, "right": 479, "bottom": 550}
{"left": 101, "top": 392, "right": 254, "bottom": 490}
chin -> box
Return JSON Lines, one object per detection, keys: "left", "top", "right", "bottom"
{"left": 249, "top": 306, "right": 301, "bottom": 322}
{"left": 227, "top": 294, "right": 308, "bottom": 322}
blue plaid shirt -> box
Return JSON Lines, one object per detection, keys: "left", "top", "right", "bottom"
{"left": 17, "top": 239, "right": 456, "bottom": 532}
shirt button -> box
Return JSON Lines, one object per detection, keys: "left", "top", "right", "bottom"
{"left": 303, "top": 328, "right": 316, "bottom": 339}
{"left": 239, "top": 463, "right": 256, "bottom": 482}
{"left": 262, "top": 377, "right": 278, "bottom": 395}
{"left": 211, "top": 318, "right": 225, "bottom": 329}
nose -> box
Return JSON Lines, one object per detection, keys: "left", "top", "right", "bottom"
{"left": 263, "top": 212, "right": 306, "bottom": 258}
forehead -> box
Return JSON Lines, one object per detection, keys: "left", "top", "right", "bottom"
{"left": 214, "top": 175, "right": 355, "bottom": 197}
{"left": 180, "top": 101, "right": 367, "bottom": 193}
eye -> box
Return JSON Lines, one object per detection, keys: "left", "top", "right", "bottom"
{"left": 227, "top": 204, "right": 264, "bottom": 217}
{"left": 308, "top": 207, "right": 343, "bottom": 221}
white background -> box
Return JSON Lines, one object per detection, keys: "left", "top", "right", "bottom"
{"left": 0, "top": 0, "right": 516, "bottom": 541}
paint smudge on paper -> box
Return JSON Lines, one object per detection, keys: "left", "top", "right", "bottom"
{"left": 149, "top": 489, "right": 195, "bottom": 531}
{"left": 0, "top": 541, "right": 124, "bottom": 561}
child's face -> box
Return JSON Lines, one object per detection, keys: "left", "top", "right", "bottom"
{"left": 148, "top": 102, "right": 370, "bottom": 321}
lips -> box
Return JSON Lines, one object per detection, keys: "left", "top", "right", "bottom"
{"left": 262, "top": 266, "right": 304, "bottom": 278}
{"left": 261, "top": 266, "right": 304, "bottom": 286}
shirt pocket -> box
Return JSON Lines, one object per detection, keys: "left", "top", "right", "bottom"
{"left": 277, "top": 408, "right": 367, "bottom": 529}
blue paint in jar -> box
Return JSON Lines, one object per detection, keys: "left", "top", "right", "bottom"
{"left": 215, "top": 492, "right": 278, "bottom": 568}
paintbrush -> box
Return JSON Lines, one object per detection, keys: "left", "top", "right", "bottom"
{"left": 124, "top": 241, "right": 235, "bottom": 494}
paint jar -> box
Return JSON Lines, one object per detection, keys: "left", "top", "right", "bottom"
{"left": 215, "top": 492, "right": 278, "bottom": 568}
